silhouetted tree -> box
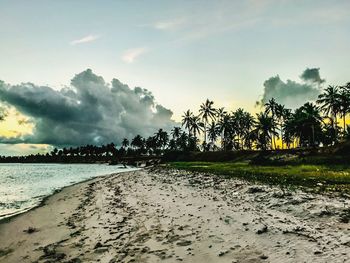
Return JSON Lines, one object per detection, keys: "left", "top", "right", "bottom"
{"left": 317, "top": 85, "right": 340, "bottom": 144}
{"left": 199, "top": 99, "right": 216, "bottom": 144}
{"left": 122, "top": 138, "right": 129, "bottom": 148}
{"left": 182, "top": 110, "right": 194, "bottom": 136}
{"left": 264, "top": 98, "right": 279, "bottom": 149}
{"left": 253, "top": 112, "right": 277, "bottom": 150}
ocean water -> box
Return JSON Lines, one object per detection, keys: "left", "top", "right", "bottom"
{"left": 0, "top": 163, "right": 138, "bottom": 220}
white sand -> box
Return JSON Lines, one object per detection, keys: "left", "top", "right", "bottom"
{"left": 0, "top": 168, "right": 349, "bottom": 262}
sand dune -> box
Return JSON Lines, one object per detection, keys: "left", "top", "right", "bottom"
{"left": 0, "top": 168, "right": 349, "bottom": 262}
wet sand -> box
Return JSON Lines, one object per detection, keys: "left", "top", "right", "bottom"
{"left": 0, "top": 167, "right": 349, "bottom": 262}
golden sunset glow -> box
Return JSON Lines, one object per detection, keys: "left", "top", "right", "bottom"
{"left": 0, "top": 108, "right": 34, "bottom": 138}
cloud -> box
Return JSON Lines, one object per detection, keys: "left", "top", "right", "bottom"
{"left": 153, "top": 18, "right": 186, "bottom": 30}
{"left": 0, "top": 144, "right": 52, "bottom": 156}
{"left": 258, "top": 68, "right": 324, "bottom": 108}
{"left": 0, "top": 69, "right": 175, "bottom": 146}
{"left": 166, "top": 3, "right": 263, "bottom": 44}
{"left": 148, "top": 2, "right": 350, "bottom": 46}
{"left": 0, "top": 103, "right": 7, "bottom": 121}
{"left": 174, "top": 17, "right": 259, "bottom": 44}
{"left": 300, "top": 68, "right": 325, "bottom": 84}
{"left": 138, "top": 18, "right": 186, "bottom": 31}
{"left": 70, "top": 35, "right": 99, "bottom": 45}
{"left": 121, "top": 48, "right": 147, "bottom": 63}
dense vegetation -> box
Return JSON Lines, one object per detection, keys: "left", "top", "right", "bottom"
{"left": 1, "top": 83, "right": 350, "bottom": 163}
{"left": 177, "top": 83, "right": 350, "bottom": 151}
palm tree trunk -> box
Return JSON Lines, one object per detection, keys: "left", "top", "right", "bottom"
{"left": 334, "top": 113, "right": 338, "bottom": 143}
{"left": 221, "top": 132, "right": 223, "bottom": 150}
{"left": 280, "top": 123, "right": 283, "bottom": 150}
{"left": 272, "top": 113, "right": 276, "bottom": 150}
{"left": 271, "top": 136, "right": 274, "bottom": 150}
{"left": 204, "top": 120, "right": 207, "bottom": 144}
{"left": 271, "top": 136, "right": 273, "bottom": 150}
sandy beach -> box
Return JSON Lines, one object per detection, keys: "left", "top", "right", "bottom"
{"left": 0, "top": 167, "right": 349, "bottom": 263}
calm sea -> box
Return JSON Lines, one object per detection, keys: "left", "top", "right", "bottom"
{"left": 0, "top": 163, "right": 137, "bottom": 220}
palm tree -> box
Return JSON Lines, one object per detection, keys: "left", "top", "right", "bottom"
{"left": 275, "top": 104, "right": 292, "bottom": 149}
{"left": 232, "top": 108, "right": 245, "bottom": 149}
{"left": 63, "top": 147, "right": 68, "bottom": 156}
{"left": 321, "top": 122, "right": 341, "bottom": 146}
{"left": 51, "top": 148, "right": 58, "bottom": 156}
{"left": 190, "top": 115, "right": 204, "bottom": 139}
{"left": 131, "top": 135, "right": 144, "bottom": 151}
{"left": 280, "top": 108, "right": 293, "bottom": 148}
{"left": 317, "top": 85, "right": 339, "bottom": 119}
{"left": 216, "top": 107, "right": 227, "bottom": 120}
{"left": 181, "top": 110, "right": 194, "bottom": 136}
{"left": 107, "top": 143, "right": 117, "bottom": 156}
{"left": 282, "top": 117, "right": 295, "bottom": 149}
{"left": 199, "top": 99, "right": 216, "bottom": 144}
{"left": 338, "top": 86, "right": 350, "bottom": 134}
{"left": 217, "top": 113, "right": 233, "bottom": 150}
{"left": 171, "top": 127, "right": 182, "bottom": 140}
{"left": 241, "top": 111, "right": 256, "bottom": 150}
{"left": 264, "top": 98, "right": 278, "bottom": 149}
{"left": 283, "top": 104, "right": 323, "bottom": 148}
{"left": 216, "top": 108, "right": 228, "bottom": 148}
{"left": 145, "top": 136, "right": 157, "bottom": 155}
{"left": 122, "top": 138, "right": 129, "bottom": 148}
{"left": 154, "top": 129, "right": 169, "bottom": 150}
{"left": 168, "top": 139, "right": 177, "bottom": 151}
{"left": 253, "top": 112, "right": 277, "bottom": 150}
{"left": 317, "top": 85, "right": 340, "bottom": 143}
{"left": 207, "top": 121, "right": 218, "bottom": 150}
{"left": 178, "top": 132, "right": 189, "bottom": 151}
{"left": 300, "top": 102, "right": 322, "bottom": 146}
{"left": 187, "top": 135, "right": 199, "bottom": 151}
{"left": 231, "top": 109, "right": 255, "bottom": 150}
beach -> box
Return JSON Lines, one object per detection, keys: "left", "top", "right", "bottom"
{"left": 0, "top": 167, "right": 349, "bottom": 263}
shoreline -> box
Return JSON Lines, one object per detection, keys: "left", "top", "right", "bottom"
{"left": 0, "top": 170, "right": 128, "bottom": 262}
{"left": 0, "top": 166, "right": 137, "bottom": 224}
{"left": 0, "top": 167, "right": 349, "bottom": 262}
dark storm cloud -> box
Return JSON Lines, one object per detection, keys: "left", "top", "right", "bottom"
{"left": 300, "top": 68, "right": 325, "bottom": 84}
{"left": 0, "top": 103, "right": 7, "bottom": 121}
{"left": 0, "top": 69, "right": 175, "bottom": 146}
{"left": 259, "top": 68, "right": 324, "bottom": 108}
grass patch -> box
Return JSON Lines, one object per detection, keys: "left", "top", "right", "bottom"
{"left": 168, "top": 162, "right": 350, "bottom": 194}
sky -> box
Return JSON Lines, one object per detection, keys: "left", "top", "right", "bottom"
{"left": 0, "top": 0, "right": 350, "bottom": 155}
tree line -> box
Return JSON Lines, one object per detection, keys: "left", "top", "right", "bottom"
{"left": 106, "top": 82, "right": 350, "bottom": 155}
{"left": 177, "top": 83, "right": 350, "bottom": 151}
{"left": 0, "top": 82, "right": 349, "bottom": 163}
